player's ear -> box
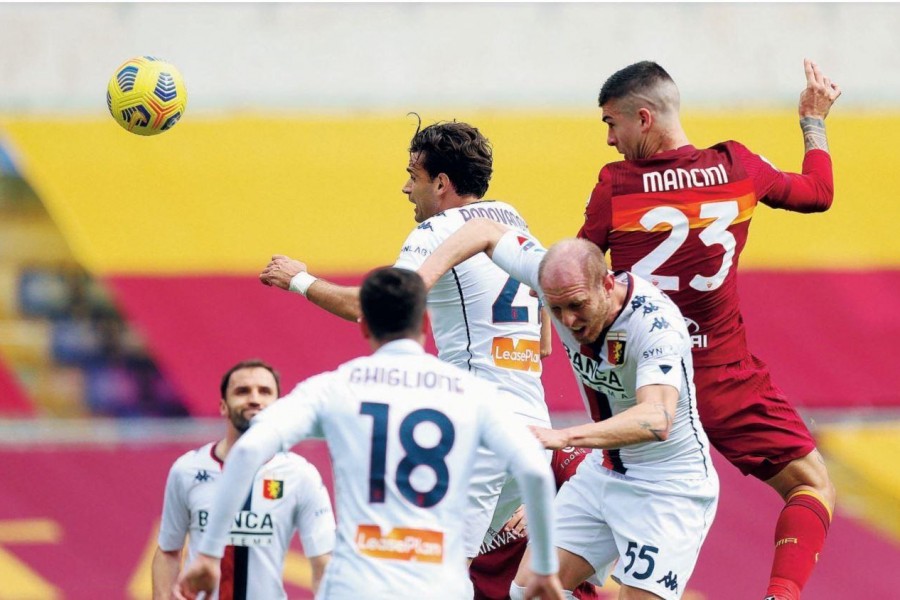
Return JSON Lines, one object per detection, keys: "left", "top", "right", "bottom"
{"left": 219, "top": 398, "right": 228, "bottom": 418}
{"left": 638, "top": 107, "right": 653, "bottom": 131}
{"left": 358, "top": 316, "right": 372, "bottom": 341}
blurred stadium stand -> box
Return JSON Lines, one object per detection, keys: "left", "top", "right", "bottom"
{"left": 0, "top": 168, "right": 187, "bottom": 417}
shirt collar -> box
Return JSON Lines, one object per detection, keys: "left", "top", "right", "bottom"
{"left": 374, "top": 338, "right": 426, "bottom": 356}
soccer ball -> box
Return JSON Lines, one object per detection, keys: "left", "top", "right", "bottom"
{"left": 106, "top": 56, "right": 187, "bottom": 136}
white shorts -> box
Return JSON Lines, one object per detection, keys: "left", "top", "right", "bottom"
{"left": 555, "top": 458, "right": 718, "bottom": 599}
{"left": 464, "top": 405, "right": 551, "bottom": 558}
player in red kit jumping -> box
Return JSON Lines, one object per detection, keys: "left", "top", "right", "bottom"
{"left": 578, "top": 59, "right": 840, "bottom": 600}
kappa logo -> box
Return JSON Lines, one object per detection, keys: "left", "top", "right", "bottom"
{"left": 417, "top": 221, "right": 433, "bottom": 231}
{"left": 656, "top": 571, "right": 679, "bottom": 592}
{"left": 194, "top": 470, "right": 211, "bottom": 482}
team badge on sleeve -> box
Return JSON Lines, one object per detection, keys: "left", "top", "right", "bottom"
{"left": 263, "top": 479, "right": 284, "bottom": 499}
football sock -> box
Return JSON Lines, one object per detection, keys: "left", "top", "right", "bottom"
{"left": 509, "top": 583, "right": 526, "bottom": 600}
{"left": 509, "top": 582, "right": 577, "bottom": 599}
{"left": 766, "top": 490, "right": 832, "bottom": 599}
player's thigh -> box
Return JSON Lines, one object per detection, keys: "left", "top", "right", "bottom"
{"left": 694, "top": 355, "right": 816, "bottom": 481}
{"left": 607, "top": 477, "right": 718, "bottom": 600}
{"left": 554, "top": 466, "right": 620, "bottom": 588}
{"left": 765, "top": 449, "right": 835, "bottom": 508}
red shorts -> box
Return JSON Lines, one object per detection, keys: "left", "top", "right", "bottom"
{"left": 693, "top": 353, "right": 816, "bottom": 481}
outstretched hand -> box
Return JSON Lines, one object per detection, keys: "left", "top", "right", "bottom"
{"left": 260, "top": 255, "right": 308, "bottom": 290}
{"left": 799, "top": 58, "right": 841, "bottom": 119}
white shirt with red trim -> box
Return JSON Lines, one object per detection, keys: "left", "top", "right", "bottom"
{"left": 157, "top": 442, "right": 335, "bottom": 600}
{"left": 394, "top": 200, "right": 548, "bottom": 423}
{"left": 492, "top": 231, "right": 715, "bottom": 481}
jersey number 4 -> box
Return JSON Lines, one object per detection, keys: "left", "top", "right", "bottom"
{"left": 631, "top": 200, "right": 739, "bottom": 292}
{"left": 360, "top": 402, "right": 455, "bottom": 508}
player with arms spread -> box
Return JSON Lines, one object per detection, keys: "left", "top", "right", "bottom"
{"left": 578, "top": 59, "right": 840, "bottom": 600}
{"left": 259, "top": 119, "right": 552, "bottom": 567}
{"left": 175, "top": 268, "right": 563, "bottom": 600}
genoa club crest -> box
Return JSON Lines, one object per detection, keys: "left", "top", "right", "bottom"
{"left": 263, "top": 479, "right": 284, "bottom": 500}
{"left": 607, "top": 332, "right": 627, "bottom": 365}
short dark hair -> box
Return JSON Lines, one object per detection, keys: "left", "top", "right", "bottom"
{"left": 409, "top": 117, "right": 493, "bottom": 198}
{"left": 220, "top": 359, "right": 281, "bottom": 400}
{"left": 360, "top": 267, "right": 426, "bottom": 342}
{"left": 598, "top": 61, "right": 674, "bottom": 107}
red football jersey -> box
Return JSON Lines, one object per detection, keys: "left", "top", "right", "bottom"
{"left": 579, "top": 142, "right": 833, "bottom": 366}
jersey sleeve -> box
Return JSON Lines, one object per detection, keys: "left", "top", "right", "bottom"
{"left": 157, "top": 460, "right": 190, "bottom": 552}
{"left": 292, "top": 461, "right": 336, "bottom": 558}
{"left": 728, "top": 141, "right": 834, "bottom": 213}
{"left": 576, "top": 167, "right": 613, "bottom": 250}
{"left": 253, "top": 373, "right": 335, "bottom": 448}
{"left": 393, "top": 223, "right": 440, "bottom": 271}
{"left": 491, "top": 230, "right": 546, "bottom": 292}
{"left": 631, "top": 318, "right": 690, "bottom": 393}
{"left": 477, "top": 393, "right": 558, "bottom": 576}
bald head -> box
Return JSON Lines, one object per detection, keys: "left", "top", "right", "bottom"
{"left": 538, "top": 238, "right": 608, "bottom": 292}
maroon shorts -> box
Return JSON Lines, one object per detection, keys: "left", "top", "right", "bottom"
{"left": 694, "top": 353, "right": 816, "bottom": 481}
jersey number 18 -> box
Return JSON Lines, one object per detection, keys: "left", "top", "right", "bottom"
{"left": 360, "top": 402, "right": 455, "bottom": 508}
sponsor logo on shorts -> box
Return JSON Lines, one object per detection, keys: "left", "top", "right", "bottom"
{"left": 263, "top": 479, "right": 283, "bottom": 499}
{"left": 491, "top": 337, "right": 541, "bottom": 372}
{"left": 356, "top": 525, "right": 443, "bottom": 563}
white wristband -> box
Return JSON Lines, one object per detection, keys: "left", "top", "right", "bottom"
{"left": 289, "top": 272, "right": 318, "bottom": 297}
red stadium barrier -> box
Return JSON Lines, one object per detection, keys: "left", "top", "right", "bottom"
{"left": 0, "top": 443, "right": 896, "bottom": 598}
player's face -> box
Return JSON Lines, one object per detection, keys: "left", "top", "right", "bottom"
{"left": 402, "top": 153, "right": 441, "bottom": 223}
{"left": 542, "top": 273, "right": 613, "bottom": 345}
{"left": 221, "top": 367, "right": 279, "bottom": 433}
{"left": 601, "top": 99, "right": 644, "bottom": 160}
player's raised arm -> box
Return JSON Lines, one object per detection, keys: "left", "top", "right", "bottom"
{"left": 416, "top": 218, "right": 513, "bottom": 289}
{"left": 260, "top": 254, "right": 361, "bottom": 321}
{"left": 799, "top": 57, "right": 841, "bottom": 153}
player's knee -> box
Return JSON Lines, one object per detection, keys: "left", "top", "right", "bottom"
{"left": 802, "top": 450, "right": 836, "bottom": 507}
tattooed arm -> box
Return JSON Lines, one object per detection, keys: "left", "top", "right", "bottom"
{"left": 798, "top": 58, "right": 841, "bottom": 153}
{"left": 528, "top": 384, "right": 677, "bottom": 450}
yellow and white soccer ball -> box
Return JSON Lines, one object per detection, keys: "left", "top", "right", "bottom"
{"left": 106, "top": 56, "right": 187, "bottom": 136}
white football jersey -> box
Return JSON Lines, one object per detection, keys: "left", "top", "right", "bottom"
{"left": 196, "top": 340, "right": 558, "bottom": 600}
{"left": 394, "top": 201, "right": 547, "bottom": 422}
{"left": 492, "top": 232, "right": 716, "bottom": 481}
{"left": 158, "top": 443, "right": 336, "bottom": 600}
